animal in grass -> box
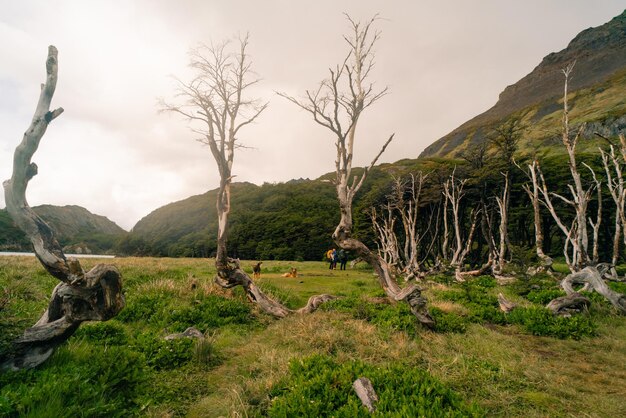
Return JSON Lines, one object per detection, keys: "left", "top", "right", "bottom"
{"left": 281, "top": 267, "right": 298, "bottom": 278}
{"left": 252, "top": 261, "right": 263, "bottom": 279}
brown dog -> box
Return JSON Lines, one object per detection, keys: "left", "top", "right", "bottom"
{"left": 252, "top": 261, "right": 263, "bottom": 279}
{"left": 281, "top": 267, "right": 298, "bottom": 278}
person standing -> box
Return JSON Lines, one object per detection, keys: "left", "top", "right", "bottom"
{"left": 338, "top": 249, "right": 347, "bottom": 270}
{"left": 331, "top": 248, "right": 338, "bottom": 270}
{"left": 326, "top": 248, "right": 334, "bottom": 270}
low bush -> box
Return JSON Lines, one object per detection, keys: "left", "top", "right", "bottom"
{"left": 74, "top": 320, "right": 128, "bottom": 345}
{"left": 430, "top": 308, "right": 468, "bottom": 333}
{"left": 168, "top": 294, "right": 253, "bottom": 332}
{"left": 525, "top": 289, "right": 566, "bottom": 305}
{"left": 132, "top": 332, "right": 194, "bottom": 370}
{"left": 266, "top": 355, "right": 483, "bottom": 417}
{"left": 0, "top": 344, "right": 147, "bottom": 417}
{"left": 508, "top": 307, "right": 597, "bottom": 340}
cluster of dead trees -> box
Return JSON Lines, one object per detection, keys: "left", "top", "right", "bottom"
{"left": 368, "top": 61, "right": 625, "bottom": 314}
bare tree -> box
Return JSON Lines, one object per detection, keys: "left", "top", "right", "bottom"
{"left": 490, "top": 117, "right": 524, "bottom": 273}
{"left": 1, "top": 46, "right": 125, "bottom": 370}
{"left": 280, "top": 15, "right": 434, "bottom": 327}
{"left": 370, "top": 173, "right": 433, "bottom": 281}
{"left": 515, "top": 158, "right": 553, "bottom": 270}
{"left": 600, "top": 141, "right": 626, "bottom": 277}
{"left": 164, "top": 35, "right": 333, "bottom": 317}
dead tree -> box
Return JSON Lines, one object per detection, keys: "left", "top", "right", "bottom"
{"left": 370, "top": 204, "right": 401, "bottom": 269}
{"left": 490, "top": 117, "right": 523, "bottom": 273}
{"left": 370, "top": 173, "right": 431, "bottom": 281}
{"left": 515, "top": 158, "right": 553, "bottom": 270}
{"left": 280, "top": 15, "right": 434, "bottom": 328}
{"left": 600, "top": 143, "right": 626, "bottom": 277}
{"left": 1, "top": 46, "right": 125, "bottom": 370}
{"left": 164, "top": 35, "right": 333, "bottom": 317}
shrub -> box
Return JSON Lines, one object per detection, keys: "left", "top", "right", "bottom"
{"left": 132, "top": 332, "right": 193, "bottom": 370}
{"left": 266, "top": 355, "right": 483, "bottom": 417}
{"left": 74, "top": 320, "right": 128, "bottom": 345}
{"left": 0, "top": 344, "right": 147, "bottom": 417}
{"left": 168, "top": 294, "right": 253, "bottom": 331}
{"left": 525, "top": 289, "right": 566, "bottom": 305}
{"left": 508, "top": 307, "right": 597, "bottom": 340}
{"left": 116, "top": 293, "right": 172, "bottom": 324}
{"left": 430, "top": 308, "right": 468, "bottom": 333}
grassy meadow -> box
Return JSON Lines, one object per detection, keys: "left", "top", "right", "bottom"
{"left": 1, "top": 256, "right": 625, "bottom": 417}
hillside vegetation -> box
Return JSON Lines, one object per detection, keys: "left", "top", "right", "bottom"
{"left": 0, "top": 205, "right": 125, "bottom": 254}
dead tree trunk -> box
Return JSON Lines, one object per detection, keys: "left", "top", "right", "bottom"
{"left": 1, "top": 46, "right": 125, "bottom": 371}
{"left": 280, "top": 15, "right": 434, "bottom": 328}
{"left": 164, "top": 36, "right": 333, "bottom": 318}
{"left": 556, "top": 266, "right": 626, "bottom": 314}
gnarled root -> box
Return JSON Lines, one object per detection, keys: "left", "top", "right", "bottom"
{"left": 550, "top": 266, "right": 626, "bottom": 315}
{"left": 1, "top": 264, "right": 124, "bottom": 371}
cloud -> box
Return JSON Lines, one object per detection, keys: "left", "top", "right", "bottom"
{"left": 1, "top": 0, "right": 624, "bottom": 230}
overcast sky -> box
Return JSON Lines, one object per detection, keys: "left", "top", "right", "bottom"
{"left": 1, "top": 1, "right": 624, "bottom": 230}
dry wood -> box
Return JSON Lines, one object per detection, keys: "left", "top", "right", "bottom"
{"left": 165, "top": 36, "right": 333, "bottom": 317}
{"left": 546, "top": 293, "right": 591, "bottom": 316}
{"left": 353, "top": 377, "right": 378, "bottom": 413}
{"left": 281, "top": 15, "right": 434, "bottom": 328}
{"left": 2, "top": 46, "right": 125, "bottom": 371}
{"left": 556, "top": 266, "right": 626, "bottom": 314}
{"left": 497, "top": 293, "right": 517, "bottom": 313}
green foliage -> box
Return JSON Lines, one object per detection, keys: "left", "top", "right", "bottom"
{"left": 168, "top": 294, "right": 253, "bottom": 331}
{"left": 525, "top": 289, "right": 566, "bottom": 305}
{"left": 439, "top": 279, "right": 507, "bottom": 325}
{"left": 323, "top": 296, "right": 421, "bottom": 338}
{"left": 132, "top": 332, "right": 194, "bottom": 370}
{"left": 0, "top": 344, "right": 146, "bottom": 417}
{"left": 430, "top": 308, "right": 469, "bottom": 333}
{"left": 508, "top": 307, "right": 597, "bottom": 340}
{"left": 116, "top": 292, "right": 173, "bottom": 324}
{"left": 266, "top": 355, "right": 483, "bottom": 417}
{"left": 74, "top": 320, "right": 129, "bottom": 345}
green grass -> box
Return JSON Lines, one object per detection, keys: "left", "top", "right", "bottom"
{"left": 1, "top": 256, "right": 625, "bottom": 417}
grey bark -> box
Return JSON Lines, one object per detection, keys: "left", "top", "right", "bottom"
{"left": 165, "top": 36, "right": 333, "bottom": 318}
{"left": 280, "top": 15, "right": 434, "bottom": 328}
{"left": 1, "top": 46, "right": 125, "bottom": 371}
{"left": 353, "top": 377, "right": 378, "bottom": 413}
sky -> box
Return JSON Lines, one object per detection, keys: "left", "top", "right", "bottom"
{"left": 0, "top": 1, "right": 624, "bottom": 230}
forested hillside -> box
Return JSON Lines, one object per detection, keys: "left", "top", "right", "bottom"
{"left": 0, "top": 205, "right": 125, "bottom": 254}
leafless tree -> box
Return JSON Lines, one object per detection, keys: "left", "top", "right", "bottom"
{"left": 2, "top": 46, "right": 125, "bottom": 370}
{"left": 280, "top": 15, "right": 434, "bottom": 327}
{"left": 164, "top": 35, "right": 333, "bottom": 317}
{"left": 599, "top": 139, "right": 626, "bottom": 278}
{"left": 370, "top": 173, "right": 433, "bottom": 281}
{"left": 490, "top": 117, "right": 524, "bottom": 273}
{"left": 515, "top": 158, "right": 553, "bottom": 270}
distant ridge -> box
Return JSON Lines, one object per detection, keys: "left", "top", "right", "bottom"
{"left": 0, "top": 205, "right": 126, "bottom": 254}
{"left": 420, "top": 10, "right": 626, "bottom": 158}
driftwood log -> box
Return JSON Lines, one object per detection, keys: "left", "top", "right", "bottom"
{"left": 1, "top": 46, "right": 125, "bottom": 371}
{"left": 553, "top": 266, "right": 626, "bottom": 314}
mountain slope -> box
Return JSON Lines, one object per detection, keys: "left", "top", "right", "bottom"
{"left": 0, "top": 205, "right": 126, "bottom": 253}
{"left": 420, "top": 9, "right": 626, "bottom": 158}
{"left": 122, "top": 181, "right": 342, "bottom": 260}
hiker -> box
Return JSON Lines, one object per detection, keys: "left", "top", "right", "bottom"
{"left": 326, "top": 248, "right": 335, "bottom": 269}
{"left": 338, "top": 249, "right": 347, "bottom": 270}
{"left": 331, "top": 248, "right": 338, "bottom": 270}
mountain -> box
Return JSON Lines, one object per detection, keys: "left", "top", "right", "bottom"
{"left": 120, "top": 180, "right": 344, "bottom": 260}
{"left": 0, "top": 205, "right": 126, "bottom": 254}
{"left": 420, "top": 10, "right": 626, "bottom": 158}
